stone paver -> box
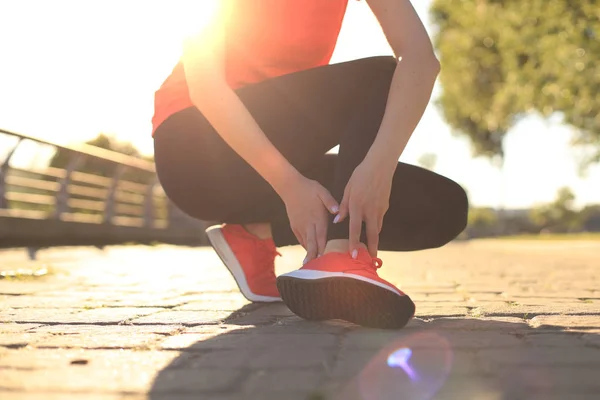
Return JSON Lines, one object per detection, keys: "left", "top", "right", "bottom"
{"left": 159, "top": 332, "right": 336, "bottom": 351}
{"left": 0, "top": 240, "right": 599, "bottom": 399}
{"left": 242, "top": 369, "right": 322, "bottom": 393}
{"left": 0, "top": 394, "right": 145, "bottom": 400}
{"left": 31, "top": 324, "right": 183, "bottom": 335}
{"left": 0, "top": 323, "right": 42, "bottom": 333}
{"left": 131, "top": 310, "right": 233, "bottom": 325}
{"left": 529, "top": 315, "right": 600, "bottom": 329}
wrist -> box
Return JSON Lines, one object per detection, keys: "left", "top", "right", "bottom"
{"left": 267, "top": 163, "right": 304, "bottom": 199}
{"left": 363, "top": 151, "right": 398, "bottom": 178}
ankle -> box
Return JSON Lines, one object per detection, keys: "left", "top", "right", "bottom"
{"left": 324, "top": 239, "right": 368, "bottom": 255}
{"left": 243, "top": 223, "right": 272, "bottom": 240}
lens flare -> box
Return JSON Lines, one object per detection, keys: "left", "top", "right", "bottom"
{"left": 387, "top": 347, "right": 412, "bottom": 366}
{"left": 344, "top": 332, "right": 453, "bottom": 400}
{"left": 386, "top": 347, "right": 418, "bottom": 381}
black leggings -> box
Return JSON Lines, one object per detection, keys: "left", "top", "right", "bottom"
{"left": 153, "top": 56, "right": 468, "bottom": 251}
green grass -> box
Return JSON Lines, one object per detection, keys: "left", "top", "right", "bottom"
{"left": 467, "top": 307, "right": 485, "bottom": 318}
{"left": 493, "top": 232, "right": 600, "bottom": 241}
{"left": 0, "top": 266, "right": 52, "bottom": 281}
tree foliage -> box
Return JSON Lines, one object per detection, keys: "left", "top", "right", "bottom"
{"left": 529, "top": 187, "right": 580, "bottom": 233}
{"left": 417, "top": 152, "right": 438, "bottom": 170}
{"left": 466, "top": 206, "right": 498, "bottom": 237}
{"left": 431, "top": 0, "right": 599, "bottom": 165}
{"left": 50, "top": 134, "right": 153, "bottom": 184}
{"left": 580, "top": 204, "right": 600, "bottom": 231}
{"left": 86, "top": 134, "right": 142, "bottom": 158}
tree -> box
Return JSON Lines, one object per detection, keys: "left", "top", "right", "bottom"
{"left": 431, "top": 0, "right": 599, "bottom": 166}
{"left": 86, "top": 134, "right": 141, "bottom": 158}
{"left": 417, "top": 152, "right": 438, "bottom": 171}
{"left": 580, "top": 204, "right": 600, "bottom": 232}
{"left": 466, "top": 207, "right": 498, "bottom": 237}
{"left": 530, "top": 187, "right": 580, "bottom": 233}
{"left": 50, "top": 134, "right": 153, "bottom": 184}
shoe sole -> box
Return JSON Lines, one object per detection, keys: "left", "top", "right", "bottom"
{"left": 276, "top": 274, "right": 415, "bottom": 329}
{"left": 206, "top": 226, "right": 281, "bottom": 303}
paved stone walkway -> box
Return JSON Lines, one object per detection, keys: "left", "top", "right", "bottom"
{"left": 1, "top": 240, "right": 599, "bottom": 399}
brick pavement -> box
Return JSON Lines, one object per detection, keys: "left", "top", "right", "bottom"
{"left": 0, "top": 240, "right": 599, "bottom": 399}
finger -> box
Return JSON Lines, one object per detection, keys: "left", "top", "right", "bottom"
{"left": 318, "top": 187, "right": 340, "bottom": 215}
{"left": 293, "top": 228, "right": 306, "bottom": 249}
{"left": 348, "top": 207, "right": 362, "bottom": 258}
{"left": 366, "top": 217, "right": 380, "bottom": 258}
{"left": 316, "top": 220, "right": 327, "bottom": 258}
{"left": 304, "top": 226, "right": 318, "bottom": 265}
{"left": 336, "top": 189, "right": 350, "bottom": 224}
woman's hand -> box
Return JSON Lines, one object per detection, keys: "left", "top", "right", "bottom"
{"left": 279, "top": 175, "right": 339, "bottom": 264}
{"left": 336, "top": 158, "right": 395, "bottom": 258}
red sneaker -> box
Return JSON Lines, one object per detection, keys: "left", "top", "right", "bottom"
{"left": 276, "top": 249, "right": 415, "bottom": 329}
{"left": 206, "top": 224, "right": 281, "bottom": 302}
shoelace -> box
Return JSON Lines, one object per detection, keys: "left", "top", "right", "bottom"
{"left": 351, "top": 254, "right": 383, "bottom": 270}
{"left": 373, "top": 257, "right": 383, "bottom": 269}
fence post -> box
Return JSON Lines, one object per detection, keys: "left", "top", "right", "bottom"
{"left": 104, "top": 164, "right": 126, "bottom": 224}
{"left": 0, "top": 138, "right": 23, "bottom": 209}
{"left": 167, "top": 200, "right": 188, "bottom": 229}
{"left": 54, "top": 153, "right": 83, "bottom": 219}
{"left": 143, "top": 177, "right": 159, "bottom": 228}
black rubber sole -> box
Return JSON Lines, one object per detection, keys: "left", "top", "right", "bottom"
{"left": 276, "top": 276, "right": 415, "bottom": 329}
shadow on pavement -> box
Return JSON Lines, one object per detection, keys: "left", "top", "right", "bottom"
{"left": 148, "top": 303, "right": 600, "bottom": 400}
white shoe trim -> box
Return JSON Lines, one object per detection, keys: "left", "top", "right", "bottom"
{"left": 279, "top": 268, "right": 404, "bottom": 297}
{"left": 206, "top": 225, "right": 281, "bottom": 303}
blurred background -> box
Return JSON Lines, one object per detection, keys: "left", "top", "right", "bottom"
{"left": 0, "top": 0, "right": 598, "bottom": 247}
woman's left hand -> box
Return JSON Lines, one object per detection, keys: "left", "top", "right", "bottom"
{"left": 335, "top": 158, "right": 395, "bottom": 258}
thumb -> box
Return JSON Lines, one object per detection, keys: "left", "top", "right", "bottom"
{"left": 318, "top": 188, "right": 340, "bottom": 215}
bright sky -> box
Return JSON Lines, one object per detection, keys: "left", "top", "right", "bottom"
{"left": 0, "top": 0, "right": 598, "bottom": 209}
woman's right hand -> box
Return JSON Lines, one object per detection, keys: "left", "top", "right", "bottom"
{"left": 279, "top": 175, "right": 339, "bottom": 264}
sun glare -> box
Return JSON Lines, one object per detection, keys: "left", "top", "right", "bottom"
{"left": 175, "top": 0, "right": 221, "bottom": 41}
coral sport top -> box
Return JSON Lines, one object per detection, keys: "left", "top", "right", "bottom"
{"left": 152, "top": 0, "right": 349, "bottom": 135}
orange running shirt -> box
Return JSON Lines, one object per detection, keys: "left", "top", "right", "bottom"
{"left": 152, "top": 0, "right": 349, "bottom": 135}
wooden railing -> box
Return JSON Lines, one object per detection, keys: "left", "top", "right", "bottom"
{"left": 0, "top": 129, "right": 207, "bottom": 248}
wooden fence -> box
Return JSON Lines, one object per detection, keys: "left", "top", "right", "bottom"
{"left": 0, "top": 129, "right": 208, "bottom": 248}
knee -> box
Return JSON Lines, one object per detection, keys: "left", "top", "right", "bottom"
{"left": 374, "top": 56, "right": 398, "bottom": 78}
{"left": 450, "top": 183, "right": 469, "bottom": 235}
{"left": 157, "top": 174, "right": 229, "bottom": 223}
{"left": 368, "top": 55, "right": 398, "bottom": 70}
{"left": 432, "top": 181, "right": 469, "bottom": 247}
{"left": 161, "top": 191, "right": 217, "bottom": 223}
{"left": 360, "top": 56, "right": 398, "bottom": 83}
